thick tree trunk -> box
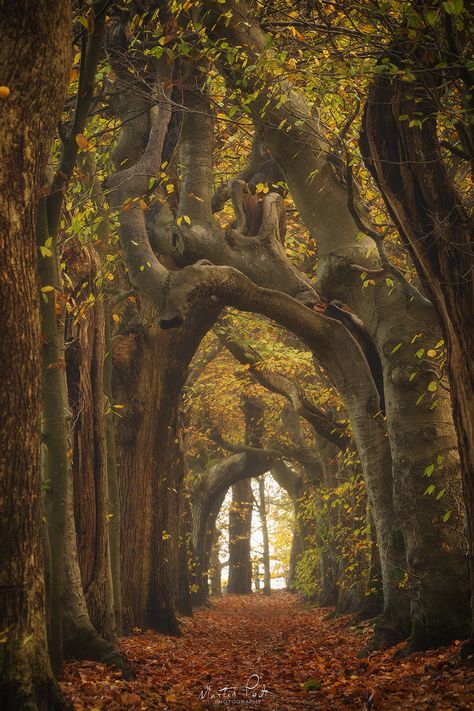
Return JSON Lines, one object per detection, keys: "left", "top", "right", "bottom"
{"left": 114, "top": 304, "right": 217, "bottom": 631}
{"left": 0, "top": 2, "right": 71, "bottom": 707}
{"left": 362, "top": 60, "right": 473, "bottom": 647}
{"left": 228, "top": 478, "right": 254, "bottom": 594}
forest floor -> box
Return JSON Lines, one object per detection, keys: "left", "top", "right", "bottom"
{"left": 61, "top": 591, "right": 474, "bottom": 710}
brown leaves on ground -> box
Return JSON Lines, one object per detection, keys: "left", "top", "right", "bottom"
{"left": 61, "top": 592, "right": 474, "bottom": 710}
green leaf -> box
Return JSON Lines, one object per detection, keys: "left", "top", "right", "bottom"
{"left": 424, "top": 484, "right": 435, "bottom": 496}
{"left": 436, "top": 488, "right": 446, "bottom": 500}
{"left": 443, "top": 0, "right": 463, "bottom": 15}
{"left": 424, "top": 463, "right": 435, "bottom": 477}
{"left": 303, "top": 679, "right": 322, "bottom": 692}
{"left": 391, "top": 342, "right": 402, "bottom": 354}
{"left": 427, "top": 381, "right": 438, "bottom": 392}
{"left": 443, "top": 510, "right": 452, "bottom": 522}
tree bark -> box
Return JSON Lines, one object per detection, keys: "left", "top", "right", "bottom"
{"left": 209, "top": 530, "right": 223, "bottom": 597}
{"left": 362, "top": 42, "right": 473, "bottom": 647}
{"left": 65, "top": 247, "right": 114, "bottom": 640}
{"left": 0, "top": 1, "right": 71, "bottom": 706}
{"left": 258, "top": 476, "right": 271, "bottom": 595}
{"left": 228, "top": 478, "right": 254, "bottom": 594}
{"left": 114, "top": 303, "right": 218, "bottom": 631}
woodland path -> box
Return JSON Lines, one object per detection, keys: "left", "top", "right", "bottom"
{"left": 61, "top": 592, "right": 474, "bottom": 710}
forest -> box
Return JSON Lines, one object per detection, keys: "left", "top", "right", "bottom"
{"left": 0, "top": 0, "right": 473, "bottom": 709}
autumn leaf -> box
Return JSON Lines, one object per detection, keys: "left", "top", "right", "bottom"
{"left": 75, "top": 133, "right": 89, "bottom": 150}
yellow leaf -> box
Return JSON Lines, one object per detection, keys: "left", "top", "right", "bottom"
{"left": 166, "top": 183, "right": 175, "bottom": 193}
{"left": 75, "top": 133, "right": 89, "bottom": 150}
{"left": 139, "top": 198, "right": 147, "bottom": 209}
{"left": 114, "top": 404, "right": 124, "bottom": 409}
{"left": 0, "top": 86, "right": 10, "bottom": 98}
{"left": 112, "top": 313, "right": 120, "bottom": 324}
{"left": 41, "top": 285, "right": 55, "bottom": 293}
{"left": 426, "top": 349, "right": 437, "bottom": 357}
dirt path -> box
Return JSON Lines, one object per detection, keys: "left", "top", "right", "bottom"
{"left": 61, "top": 591, "right": 474, "bottom": 710}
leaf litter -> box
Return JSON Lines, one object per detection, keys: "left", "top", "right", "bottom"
{"left": 61, "top": 591, "right": 474, "bottom": 710}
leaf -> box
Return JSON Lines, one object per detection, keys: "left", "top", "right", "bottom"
{"left": 427, "top": 381, "right": 438, "bottom": 392}
{"left": 426, "top": 349, "right": 437, "bottom": 357}
{"left": 424, "top": 463, "right": 435, "bottom": 477}
{"left": 424, "top": 484, "right": 435, "bottom": 496}
{"left": 41, "top": 285, "right": 55, "bottom": 293}
{"left": 75, "top": 133, "right": 89, "bottom": 150}
{"left": 391, "top": 342, "right": 401, "bottom": 354}
{"left": 443, "top": 0, "right": 463, "bottom": 15}
{"left": 121, "top": 693, "right": 141, "bottom": 705}
{"left": 0, "top": 85, "right": 10, "bottom": 98}
{"left": 303, "top": 678, "right": 322, "bottom": 691}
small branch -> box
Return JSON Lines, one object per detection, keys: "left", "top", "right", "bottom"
{"left": 350, "top": 262, "right": 432, "bottom": 308}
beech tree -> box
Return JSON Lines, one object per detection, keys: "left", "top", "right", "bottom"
{"left": 0, "top": 2, "right": 71, "bottom": 708}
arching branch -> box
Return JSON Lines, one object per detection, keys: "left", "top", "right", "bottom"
{"left": 218, "top": 321, "right": 350, "bottom": 450}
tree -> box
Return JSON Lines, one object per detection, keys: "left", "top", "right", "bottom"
{"left": 361, "top": 1, "right": 474, "bottom": 648}
{"left": 201, "top": 0, "right": 470, "bottom": 649}
{"left": 0, "top": 1, "right": 71, "bottom": 707}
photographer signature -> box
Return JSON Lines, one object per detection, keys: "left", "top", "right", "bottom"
{"left": 197, "top": 673, "right": 274, "bottom": 704}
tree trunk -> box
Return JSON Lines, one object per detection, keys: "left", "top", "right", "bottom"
{"left": 37, "top": 198, "right": 70, "bottom": 674}
{"left": 258, "top": 476, "right": 271, "bottom": 595}
{"left": 287, "top": 525, "right": 304, "bottom": 590}
{"left": 62, "top": 463, "right": 133, "bottom": 678}
{"left": 209, "top": 530, "right": 223, "bottom": 598}
{"left": 114, "top": 304, "right": 218, "bottom": 631}
{"left": 0, "top": 2, "right": 71, "bottom": 707}
{"left": 362, "top": 54, "right": 473, "bottom": 648}
{"left": 65, "top": 248, "right": 114, "bottom": 640}
{"left": 104, "top": 317, "right": 123, "bottom": 634}
{"left": 228, "top": 478, "right": 253, "bottom": 594}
